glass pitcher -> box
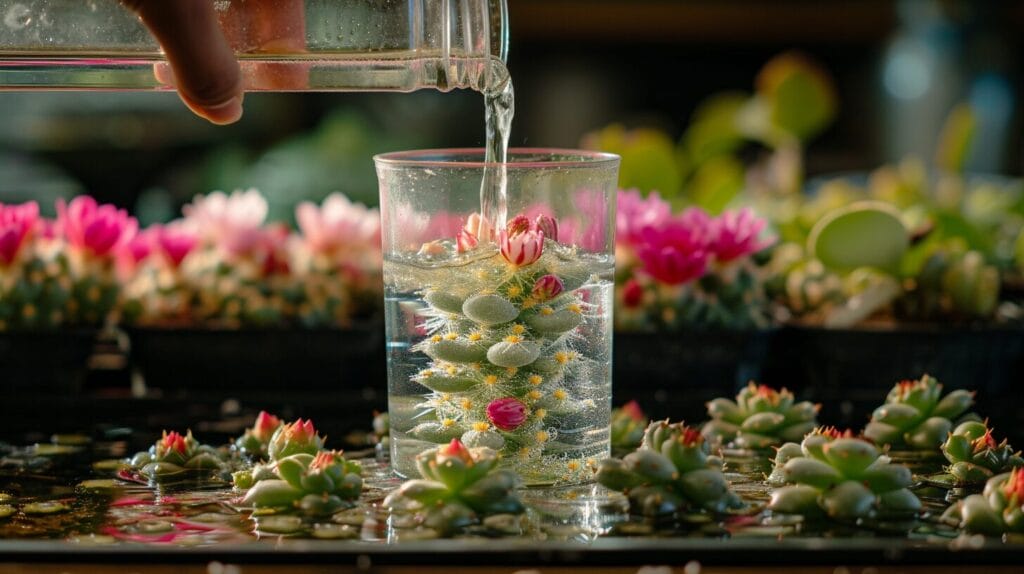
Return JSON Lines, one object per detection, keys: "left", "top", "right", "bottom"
{"left": 0, "top": 0, "right": 507, "bottom": 92}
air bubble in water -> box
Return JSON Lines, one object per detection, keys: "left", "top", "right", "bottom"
{"left": 4, "top": 4, "right": 32, "bottom": 30}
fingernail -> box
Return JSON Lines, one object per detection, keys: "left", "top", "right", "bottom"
{"left": 203, "top": 94, "right": 244, "bottom": 125}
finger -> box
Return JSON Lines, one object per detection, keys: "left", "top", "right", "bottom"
{"left": 126, "top": 0, "right": 244, "bottom": 124}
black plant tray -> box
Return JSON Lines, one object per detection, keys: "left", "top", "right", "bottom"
{"left": 126, "top": 324, "right": 386, "bottom": 396}
{"left": 0, "top": 329, "right": 97, "bottom": 395}
{"left": 613, "top": 330, "right": 772, "bottom": 422}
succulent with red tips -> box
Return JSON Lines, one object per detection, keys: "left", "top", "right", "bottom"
{"left": 129, "top": 430, "right": 225, "bottom": 482}
{"left": 239, "top": 449, "right": 362, "bottom": 515}
{"left": 596, "top": 420, "right": 742, "bottom": 516}
{"left": 943, "top": 468, "right": 1024, "bottom": 535}
{"left": 268, "top": 418, "right": 325, "bottom": 461}
{"left": 611, "top": 401, "right": 649, "bottom": 452}
{"left": 702, "top": 382, "right": 820, "bottom": 449}
{"left": 941, "top": 420, "right": 1023, "bottom": 485}
{"left": 864, "top": 374, "right": 974, "bottom": 450}
{"left": 234, "top": 411, "right": 284, "bottom": 458}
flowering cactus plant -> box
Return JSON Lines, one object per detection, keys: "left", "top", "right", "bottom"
{"left": 233, "top": 411, "right": 284, "bottom": 458}
{"left": 767, "top": 434, "right": 921, "bottom": 520}
{"left": 863, "top": 375, "right": 974, "bottom": 450}
{"left": 128, "top": 430, "right": 226, "bottom": 482}
{"left": 941, "top": 421, "right": 1023, "bottom": 485}
{"left": 383, "top": 439, "right": 524, "bottom": 534}
{"left": 611, "top": 401, "right": 648, "bottom": 453}
{"left": 942, "top": 468, "right": 1024, "bottom": 535}
{"left": 237, "top": 450, "right": 363, "bottom": 515}
{"left": 595, "top": 420, "right": 743, "bottom": 516}
{"left": 399, "top": 211, "right": 605, "bottom": 484}
{"left": 701, "top": 382, "right": 819, "bottom": 449}
{"left": 615, "top": 190, "right": 774, "bottom": 331}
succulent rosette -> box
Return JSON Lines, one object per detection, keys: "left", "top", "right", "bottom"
{"left": 267, "top": 419, "right": 325, "bottom": 461}
{"left": 129, "top": 430, "right": 226, "bottom": 482}
{"left": 863, "top": 374, "right": 975, "bottom": 450}
{"left": 611, "top": 401, "right": 648, "bottom": 453}
{"left": 940, "top": 421, "right": 1023, "bottom": 485}
{"left": 403, "top": 211, "right": 604, "bottom": 483}
{"left": 767, "top": 435, "right": 921, "bottom": 520}
{"left": 701, "top": 382, "right": 819, "bottom": 449}
{"left": 236, "top": 450, "right": 363, "bottom": 515}
{"left": 942, "top": 468, "right": 1024, "bottom": 535}
{"left": 595, "top": 420, "right": 743, "bottom": 516}
{"left": 233, "top": 411, "right": 284, "bottom": 458}
{"left": 766, "top": 426, "right": 853, "bottom": 486}
{"left": 615, "top": 192, "right": 775, "bottom": 331}
{"left": 383, "top": 439, "right": 524, "bottom": 534}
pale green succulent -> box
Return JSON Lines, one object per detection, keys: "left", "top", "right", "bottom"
{"left": 942, "top": 468, "right": 1024, "bottom": 535}
{"left": 702, "top": 382, "right": 819, "bottom": 449}
{"left": 596, "top": 420, "right": 743, "bottom": 516}
{"left": 236, "top": 450, "right": 362, "bottom": 516}
{"left": 941, "top": 421, "right": 1023, "bottom": 485}
{"left": 129, "top": 430, "right": 226, "bottom": 482}
{"left": 863, "top": 374, "right": 974, "bottom": 450}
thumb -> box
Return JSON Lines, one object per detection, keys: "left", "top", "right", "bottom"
{"left": 125, "top": 0, "right": 244, "bottom": 124}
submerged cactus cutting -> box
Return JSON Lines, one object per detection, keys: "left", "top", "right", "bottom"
{"left": 383, "top": 439, "right": 524, "bottom": 535}
{"left": 595, "top": 420, "right": 743, "bottom": 516}
{"left": 863, "top": 375, "right": 974, "bottom": 450}
{"left": 237, "top": 451, "right": 362, "bottom": 515}
{"left": 611, "top": 401, "right": 648, "bottom": 453}
{"left": 392, "top": 212, "right": 610, "bottom": 484}
{"left": 767, "top": 434, "right": 921, "bottom": 520}
{"left": 941, "top": 421, "right": 1023, "bottom": 485}
{"left": 129, "top": 431, "right": 226, "bottom": 482}
{"left": 942, "top": 468, "right": 1024, "bottom": 535}
{"left": 701, "top": 383, "right": 819, "bottom": 449}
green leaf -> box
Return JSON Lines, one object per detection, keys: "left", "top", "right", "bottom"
{"left": 809, "top": 201, "right": 908, "bottom": 273}
{"left": 756, "top": 52, "right": 838, "bottom": 142}
{"left": 935, "top": 103, "right": 977, "bottom": 173}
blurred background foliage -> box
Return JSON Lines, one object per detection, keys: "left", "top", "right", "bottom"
{"left": 0, "top": 0, "right": 1021, "bottom": 221}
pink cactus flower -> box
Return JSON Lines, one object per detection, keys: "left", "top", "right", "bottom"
{"left": 499, "top": 226, "right": 544, "bottom": 267}
{"left": 160, "top": 431, "right": 188, "bottom": 455}
{"left": 296, "top": 193, "right": 381, "bottom": 256}
{"left": 616, "top": 189, "right": 672, "bottom": 248}
{"left": 56, "top": 196, "right": 138, "bottom": 258}
{"left": 486, "top": 397, "right": 528, "bottom": 431}
{"left": 621, "top": 277, "right": 644, "bottom": 309}
{"left": 153, "top": 222, "right": 199, "bottom": 268}
{"left": 0, "top": 201, "right": 40, "bottom": 265}
{"left": 438, "top": 438, "right": 475, "bottom": 464}
{"left": 532, "top": 274, "right": 564, "bottom": 301}
{"left": 709, "top": 208, "right": 774, "bottom": 263}
{"left": 506, "top": 214, "right": 533, "bottom": 237}
{"left": 534, "top": 214, "right": 559, "bottom": 242}
{"left": 252, "top": 411, "right": 282, "bottom": 442}
{"left": 182, "top": 189, "right": 267, "bottom": 257}
{"left": 635, "top": 214, "right": 711, "bottom": 285}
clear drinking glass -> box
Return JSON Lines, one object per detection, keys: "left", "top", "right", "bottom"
{"left": 375, "top": 148, "right": 620, "bottom": 485}
{"left": 0, "top": 0, "right": 507, "bottom": 92}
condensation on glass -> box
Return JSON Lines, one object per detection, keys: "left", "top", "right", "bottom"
{"left": 0, "top": 0, "right": 507, "bottom": 91}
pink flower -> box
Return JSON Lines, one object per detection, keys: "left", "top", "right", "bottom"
{"left": 252, "top": 411, "right": 282, "bottom": 442}
{"left": 0, "top": 201, "right": 40, "bottom": 265}
{"left": 282, "top": 419, "right": 317, "bottom": 444}
{"left": 152, "top": 222, "right": 199, "bottom": 268}
{"left": 499, "top": 227, "right": 544, "bottom": 267}
{"left": 296, "top": 193, "right": 381, "bottom": 256}
{"left": 182, "top": 189, "right": 267, "bottom": 257}
{"left": 616, "top": 189, "right": 672, "bottom": 248}
{"left": 535, "top": 214, "right": 558, "bottom": 242}
{"left": 621, "top": 277, "right": 644, "bottom": 309}
{"left": 709, "top": 208, "right": 774, "bottom": 263}
{"left": 506, "top": 214, "right": 532, "bottom": 237}
{"left": 532, "top": 274, "right": 564, "bottom": 301}
{"left": 456, "top": 229, "right": 478, "bottom": 253}
{"left": 486, "top": 397, "right": 528, "bottom": 431}
{"left": 159, "top": 431, "right": 188, "bottom": 455}
{"left": 634, "top": 211, "right": 712, "bottom": 285}
{"left": 56, "top": 196, "right": 138, "bottom": 258}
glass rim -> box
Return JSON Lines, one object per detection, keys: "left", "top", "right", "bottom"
{"left": 373, "top": 147, "right": 620, "bottom": 169}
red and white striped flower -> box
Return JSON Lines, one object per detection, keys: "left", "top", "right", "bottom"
{"left": 499, "top": 227, "right": 544, "bottom": 267}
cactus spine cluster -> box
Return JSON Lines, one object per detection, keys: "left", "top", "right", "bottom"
{"left": 941, "top": 421, "right": 1023, "bottom": 485}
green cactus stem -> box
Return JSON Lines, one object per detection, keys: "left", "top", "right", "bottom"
{"left": 942, "top": 468, "right": 1024, "bottom": 535}
{"left": 383, "top": 439, "right": 524, "bottom": 535}
{"left": 767, "top": 433, "right": 921, "bottom": 520}
{"left": 129, "top": 430, "right": 226, "bottom": 482}
{"left": 595, "top": 420, "right": 743, "bottom": 516}
{"left": 611, "top": 401, "right": 648, "bottom": 454}
{"left": 701, "top": 383, "right": 819, "bottom": 449}
{"left": 239, "top": 450, "right": 362, "bottom": 515}
{"left": 863, "top": 374, "right": 974, "bottom": 450}
{"left": 941, "top": 421, "right": 1023, "bottom": 485}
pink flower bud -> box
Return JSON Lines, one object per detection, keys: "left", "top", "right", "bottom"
{"left": 56, "top": 196, "right": 138, "bottom": 258}
{"left": 252, "top": 411, "right": 282, "bottom": 442}
{"left": 0, "top": 201, "right": 40, "bottom": 265}
{"left": 160, "top": 431, "right": 188, "bottom": 455}
{"left": 621, "top": 400, "right": 645, "bottom": 422}
{"left": 532, "top": 274, "right": 564, "bottom": 301}
{"left": 534, "top": 214, "right": 558, "bottom": 242}
{"left": 499, "top": 228, "right": 544, "bottom": 267}
{"left": 438, "top": 438, "right": 475, "bottom": 464}
{"left": 506, "top": 215, "right": 532, "bottom": 237}
{"left": 456, "top": 229, "right": 478, "bottom": 253}
{"left": 487, "top": 397, "right": 528, "bottom": 431}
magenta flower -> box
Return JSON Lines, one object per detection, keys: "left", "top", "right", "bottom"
{"left": 531, "top": 274, "right": 564, "bottom": 301}
{"left": 183, "top": 189, "right": 267, "bottom": 257}
{"left": 56, "top": 196, "right": 138, "bottom": 258}
{"left": 499, "top": 227, "right": 544, "bottom": 267}
{"left": 616, "top": 189, "right": 672, "bottom": 248}
{"left": 486, "top": 397, "right": 528, "bottom": 431}
{"left": 709, "top": 208, "right": 774, "bottom": 263}
{"left": 152, "top": 222, "right": 199, "bottom": 268}
{"left": 0, "top": 201, "right": 40, "bottom": 265}
{"left": 635, "top": 213, "right": 711, "bottom": 286}
{"left": 506, "top": 214, "right": 533, "bottom": 237}
{"left": 296, "top": 193, "right": 381, "bottom": 256}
